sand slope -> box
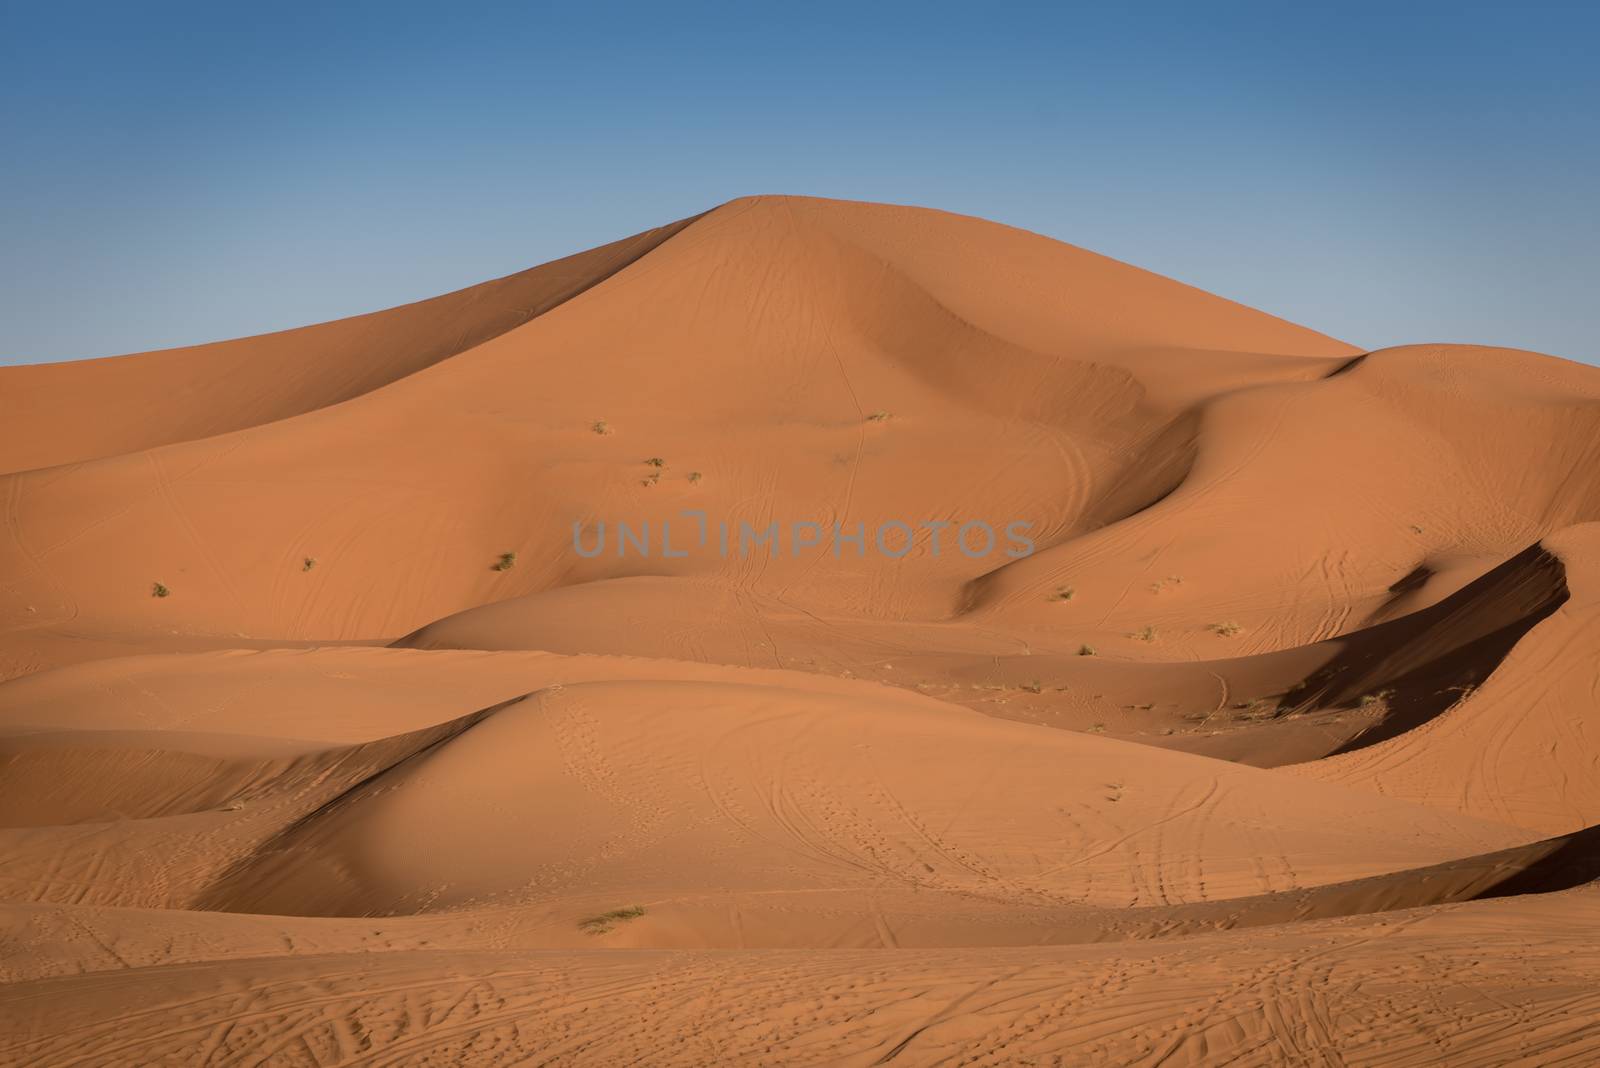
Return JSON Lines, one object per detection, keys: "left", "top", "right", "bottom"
{"left": 4, "top": 196, "right": 1600, "bottom": 1064}
{"left": 1291, "top": 523, "right": 1600, "bottom": 834}
{"left": 0, "top": 216, "right": 697, "bottom": 475}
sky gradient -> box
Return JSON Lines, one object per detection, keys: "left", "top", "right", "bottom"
{"left": 3, "top": 1, "right": 1597, "bottom": 365}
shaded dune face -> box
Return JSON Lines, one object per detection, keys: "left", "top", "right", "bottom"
{"left": 1287, "top": 542, "right": 1568, "bottom": 752}
{"left": 4, "top": 195, "right": 1600, "bottom": 1064}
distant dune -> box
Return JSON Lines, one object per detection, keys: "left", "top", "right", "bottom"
{"left": 3, "top": 196, "right": 1598, "bottom": 1065}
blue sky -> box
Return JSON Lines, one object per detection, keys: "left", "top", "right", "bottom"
{"left": 2, "top": 1, "right": 1597, "bottom": 364}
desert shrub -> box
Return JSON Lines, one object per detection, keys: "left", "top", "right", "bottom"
{"left": 579, "top": 905, "right": 646, "bottom": 935}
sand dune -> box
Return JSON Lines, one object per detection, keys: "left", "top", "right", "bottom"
{"left": 3, "top": 195, "right": 1599, "bottom": 1063}
{"left": 0, "top": 217, "right": 697, "bottom": 476}
{"left": 1292, "top": 522, "right": 1600, "bottom": 834}
{"left": 198, "top": 682, "right": 1526, "bottom": 918}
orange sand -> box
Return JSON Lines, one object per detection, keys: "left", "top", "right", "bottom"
{"left": 2, "top": 196, "right": 1598, "bottom": 1065}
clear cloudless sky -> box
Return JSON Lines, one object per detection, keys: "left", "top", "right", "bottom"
{"left": 2, "top": 0, "right": 1597, "bottom": 365}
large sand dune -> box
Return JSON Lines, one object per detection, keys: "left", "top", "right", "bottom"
{"left": 2, "top": 195, "right": 1599, "bottom": 1064}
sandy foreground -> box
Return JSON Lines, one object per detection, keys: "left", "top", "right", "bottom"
{"left": 2, "top": 195, "right": 1598, "bottom": 1065}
